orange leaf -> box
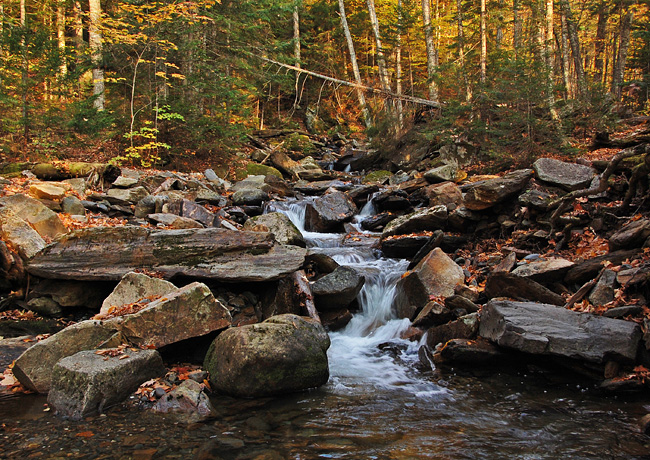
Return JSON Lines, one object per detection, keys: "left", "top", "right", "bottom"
{"left": 76, "top": 431, "right": 95, "bottom": 438}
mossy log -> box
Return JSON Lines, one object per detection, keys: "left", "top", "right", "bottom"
{"left": 30, "top": 162, "right": 120, "bottom": 182}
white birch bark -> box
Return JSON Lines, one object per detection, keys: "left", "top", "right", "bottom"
{"left": 421, "top": 0, "right": 439, "bottom": 102}
{"left": 89, "top": 0, "right": 105, "bottom": 111}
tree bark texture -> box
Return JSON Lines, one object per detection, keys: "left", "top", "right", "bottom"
{"left": 422, "top": 0, "right": 439, "bottom": 102}
{"left": 89, "top": 0, "right": 105, "bottom": 111}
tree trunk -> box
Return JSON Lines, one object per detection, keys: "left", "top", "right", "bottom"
{"left": 480, "top": 0, "right": 487, "bottom": 83}
{"left": 560, "top": 13, "right": 572, "bottom": 99}
{"left": 20, "top": 0, "right": 29, "bottom": 139}
{"left": 421, "top": 0, "right": 439, "bottom": 102}
{"left": 612, "top": 8, "right": 632, "bottom": 99}
{"left": 88, "top": 0, "right": 105, "bottom": 111}
{"left": 513, "top": 0, "right": 522, "bottom": 55}
{"left": 293, "top": 2, "right": 301, "bottom": 108}
{"left": 395, "top": 0, "right": 404, "bottom": 128}
{"left": 338, "top": 0, "right": 372, "bottom": 128}
{"left": 457, "top": 0, "right": 471, "bottom": 100}
{"left": 545, "top": 0, "right": 559, "bottom": 120}
{"left": 594, "top": 2, "right": 608, "bottom": 85}
{"left": 56, "top": 0, "right": 67, "bottom": 86}
{"left": 559, "top": 0, "right": 585, "bottom": 97}
{"left": 366, "top": 0, "right": 390, "bottom": 93}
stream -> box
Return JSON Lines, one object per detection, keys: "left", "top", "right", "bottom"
{"left": 1, "top": 198, "right": 650, "bottom": 459}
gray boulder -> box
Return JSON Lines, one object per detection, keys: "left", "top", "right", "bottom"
{"left": 479, "top": 300, "right": 642, "bottom": 364}
{"left": 305, "top": 191, "right": 357, "bottom": 232}
{"left": 312, "top": 266, "right": 365, "bottom": 310}
{"left": 381, "top": 205, "right": 447, "bottom": 238}
{"left": 511, "top": 257, "right": 574, "bottom": 283}
{"left": 462, "top": 169, "right": 532, "bottom": 211}
{"left": 61, "top": 196, "right": 86, "bottom": 216}
{"left": 426, "top": 313, "right": 479, "bottom": 347}
{"left": 134, "top": 195, "right": 165, "bottom": 218}
{"left": 232, "top": 188, "right": 270, "bottom": 206}
{"left": 99, "top": 271, "right": 178, "bottom": 317}
{"left": 153, "top": 379, "right": 216, "bottom": 421}
{"left": 608, "top": 219, "right": 650, "bottom": 251}
{"left": 48, "top": 348, "right": 165, "bottom": 420}
{"left": 484, "top": 271, "right": 565, "bottom": 305}
{"left": 107, "top": 186, "right": 149, "bottom": 203}
{"left": 423, "top": 182, "right": 463, "bottom": 208}
{"left": 533, "top": 158, "right": 596, "bottom": 191}
{"left": 167, "top": 199, "right": 219, "bottom": 227}
{"left": 588, "top": 269, "right": 617, "bottom": 306}
{"left": 204, "top": 314, "right": 330, "bottom": 397}
{"left": 147, "top": 213, "right": 204, "bottom": 229}
{"left": 424, "top": 164, "right": 458, "bottom": 183}
{"left": 243, "top": 212, "right": 305, "bottom": 247}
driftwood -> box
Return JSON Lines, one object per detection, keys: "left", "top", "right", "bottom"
{"left": 291, "top": 270, "right": 320, "bottom": 323}
{"left": 26, "top": 226, "right": 307, "bottom": 283}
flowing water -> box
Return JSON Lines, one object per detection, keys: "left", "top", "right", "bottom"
{"left": 1, "top": 199, "right": 650, "bottom": 459}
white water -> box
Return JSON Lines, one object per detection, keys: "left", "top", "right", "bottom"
{"left": 269, "top": 198, "right": 446, "bottom": 398}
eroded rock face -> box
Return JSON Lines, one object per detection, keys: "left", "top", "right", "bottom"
{"left": 462, "top": 169, "right": 532, "bottom": 211}
{"left": 99, "top": 271, "right": 178, "bottom": 317}
{"left": 479, "top": 300, "right": 642, "bottom": 364}
{"left": 48, "top": 348, "right": 165, "bottom": 420}
{"left": 204, "top": 314, "right": 330, "bottom": 398}
{"left": 0, "top": 208, "right": 46, "bottom": 259}
{"left": 533, "top": 158, "right": 596, "bottom": 191}
{"left": 0, "top": 194, "right": 67, "bottom": 239}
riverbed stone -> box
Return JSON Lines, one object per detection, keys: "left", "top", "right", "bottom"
{"left": 312, "top": 266, "right": 365, "bottom": 310}
{"left": 423, "top": 182, "right": 463, "bottom": 208}
{"left": 12, "top": 319, "right": 122, "bottom": 393}
{"left": 533, "top": 158, "right": 597, "bottom": 191}
{"left": 61, "top": 195, "right": 86, "bottom": 216}
{"left": 479, "top": 299, "right": 642, "bottom": 364}
{"left": 424, "top": 164, "right": 458, "bottom": 183}
{"left": 107, "top": 186, "right": 149, "bottom": 203}
{"left": 0, "top": 193, "right": 67, "bottom": 239}
{"left": 153, "top": 379, "right": 216, "bottom": 421}
{"left": 305, "top": 191, "right": 357, "bottom": 232}
{"left": 48, "top": 348, "right": 165, "bottom": 420}
{"left": 393, "top": 248, "right": 465, "bottom": 320}
{"left": 29, "top": 182, "right": 67, "bottom": 201}
{"left": 232, "top": 188, "right": 270, "bottom": 206}
{"left": 462, "top": 169, "right": 532, "bottom": 211}
{"left": 588, "top": 269, "right": 617, "bottom": 306}
{"left": 511, "top": 257, "right": 574, "bottom": 283}
{"left": 608, "top": 218, "right": 650, "bottom": 251}
{"left": 426, "top": 313, "right": 479, "bottom": 347}
{"left": 99, "top": 272, "right": 178, "bottom": 317}
{"left": 204, "top": 314, "right": 330, "bottom": 397}
{"left": 243, "top": 212, "right": 305, "bottom": 247}
{"left": 430, "top": 338, "right": 504, "bottom": 366}
{"left": 381, "top": 205, "right": 448, "bottom": 238}
{"left": 484, "top": 271, "right": 565, "bottom": 305}
{"left": 0, "top": 207, "right": 47, "bottom": 259}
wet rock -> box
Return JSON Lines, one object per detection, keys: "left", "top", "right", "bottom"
{"left": 305, "top": 191, "right": 357, "bottom": 232}
{"left": 29, "top": 182, "right": 67, "bottom": 201}
{"left": 320, "top": 309, "right": 353, "bottom": 331}
{"left": 608, "top": 219, "right": 650, "bottom": 251}
{"left": 408, "top": 230, "right": 444, "bottom": 270}
{"left": 99, "top": 272, "right": 178, "bottom": 317}
{"left": 423, "top": 182, "right": 463, "bottom": 208}
{"left": 588, "top": 269, "right": 617, "bottom": 306}
{"left": 479, "top": 299, "right": 642, "bottom": 364}
{"left": 431, "top": 338, "right": 503, "bottom": 366}
{"left": 424, "top": 164, "right": 458, "bottom": 183}
{"left": 533, "top": 158, "right": 596, "bottom": 191}
{"left": 13, "top": 320, "right": 122, "bottom": 393}
{"left": 360, "top": 212, "right": 397, "bottom": 232}
{"left": 27, "top": 296, "right": 63, "bottom": 316}
{"left": 393, "top": 248, "right": 465, "bottom": 320}
{"left": 380, "top": 234, "right": 431, "bottom": 259}
{"left": 61, "top": 195, "right": 86, "bottom": 216}
{"left": 312, "top": 266, "right": 365, "bottom": 310}
{"left": 381, "top": 205, "right": 447, "bottom": 238}
{"left": 204, "top": 314, "right": 330, "bottom": 397}
{"left": 373, "top": 191, "right": 411, "bottom": 212}
{"left": 0, "top": 194, "right": 67, "bottom": 239}
{"left": 603, "top": 305, "right": 644, "bottom": 318}
{"left": 484, "top": 271, "right": 565, "bottom": 305}
{"left": 118, "top": 282, "right": 231, "bottom": 349}
{"left": 445, "top": 295, "right": 479, "bottom": 314}
{"left": 462, "top": 169, "right": 532, "bottom": 211}
{"left": 598, "top": 377, "right": 647, "bottom": 394}
{"left": 243, "top": 212, "right": 305, "bottom": 247}
{"left": 48, "top": 348, "right": 165, "bottom": 420}
{"left": 346, "top": 184, "right": 379, "bottom": 207}
{"left": 232, "top": 188, "right": 269, "bottom": 206}
{"left": 411, "top": 301, "right": 452, "bottom": 328}
{"left": 565, "top": 249, "right": 640, "bottom": 285}
{"left": 0, "top": 336, "right": 37, "bottom": 370}
{"left": 511, "top": 257, "right": 574, "bottom": 283}
{"left": 518, "top": 189, "right": 552, "bottom": 211}
{"left": 107, "top": 186, "right": 149, "bottom": 203}
{"left": 426, "top": 313, "right": 479, "bottom": 347}
{"left": 0, "top": 207, "right": 47, "bottom": 259}
{"left": 153, "top": 379, "right": 216, "bottom": 421}
{"left": 147, "top": 213, "right": 204, "bottom": 229}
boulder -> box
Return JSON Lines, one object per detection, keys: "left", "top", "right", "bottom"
{"left": 533, "top": 158, "right": 597, "bottom": 191}
{"left": 167, "top": 199, "right": 219, "bottom": 227}
{"left": 0, "top": 208, "right": 47, "bottom": 259}
{"left": 462, "top": 169, "right": 532, "bottom": 211}
{"left": 99, "top": 271, "right": 178, "bottom": 317}
{"left": 48, "top": 348, "right": 165, "bottom": 420}
{"left": 243, "top": 212, "right": 305, "bottom": 247}
{"left": 29, "top": 183, "right": 67, "bottom": 201}
{"left": 30, "top": 279, "right": 112, "bottom": 309}
{"left": 147, "top": 213, "right": 203, "bottom": 229}
{"left": 424, "top": 164, "right": 458, "bottom": 183}
{"left": 518, "top": 189, "right": 553, "bottom": 211}
{"left": 153, "top": 379, "right": 216, "bottom": 421}
{"left": 479, "top": 300, "right": 642, "bottom": 364}
{"left": 411, "top": 301, "right": 453, "bottom": 328}
{"left": 134, "top": 195, "right": 165, "bottom": 218}
{"left": 484, "top": 271, "right": 565, "bottom": 305}
{"left": 204, "top": 314, "right": 330, "bottom": 397}
{"left": 588, "top": 269, "right": 617, "bottom": 306}
{"left": 118, "top": 282, "right": 231, "bottom": 349}
{"left": 392, "top": 248, "right": 465, "bottom": 320}
{"left": 230, "top": 175, "right": 271, "bottom": 193}
{"left": 312, "top": 266, "right": 365, "bottom": 310}
{"left": 107, "top": 186, "right": 149, "bottom": 203}
{"left": 511, "top": 257, "right": 574, "bottom": 283}
{"left": 564, "top": 249, "right": 640, "bottom": 285}
{"left": 195, "top": 189, "right": 227, "bottom": 206}
{"left": 12, "top": 319, "right": 122, "bottom": 393}
{"left": 0, "top": 336, "right": 36, "bottom": 371}
{"left": 61, "top": 196, "right": 86, "bottom": 216}
{"left": 425, "top": 313, "right": 479, "bottom": 347}
{"left": 608, "top": 219, "right": 650, "bottom": 251}
{"left": 381, "top": 205, "right": 448, "bottom": 238}
{"left": 0, "top": 194, "right": 67, "bottom": 239}
{"left": 381, "top": 234, "right": 433, "bottom": 259}
{"left": 27, "top": 226, "right": 308, "bottom": 282}
{"left": 423, "top": 182, "right": 463, "bottom": 208}
{"left": 232, "top": 188, "right": 270, "bottom": 206}
{"left": 305, "top": 191, "right": 357, "bottom": 232}
{"left": 112, "top": 176, "right": 139, "bottom": 188}
{"left": 427, "top": 338, "right": 504, "bottom": 366}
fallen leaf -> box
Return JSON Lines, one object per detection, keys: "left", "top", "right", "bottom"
{"left": 76, "top": 431, "right": 95, "bottom": 438}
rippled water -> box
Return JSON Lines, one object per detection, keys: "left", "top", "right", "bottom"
{"left": 1, "top": 200, "right": 649, "bottom": 459}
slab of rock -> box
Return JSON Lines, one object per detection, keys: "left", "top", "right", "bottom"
{"left": 0, "top": 194, "right": 67, "bottom": 239}
{"left": 0, "top": 208, "right": 46, "bottom": 259}
{"left": 423, "top": 182, "right": 463, "bottom": 208}
{"left": 608, "top": 219, "right": 650, "bottom": 251}
{"left": 61, "top": 196, "right": 86, "bottom": 216}
{"left": 511, "top": 257, "right": 574, "bottom": 283}
{"left": 243, "top": 212, "right": 305, "bottom": 247}
{"left": 153, "top": 379, "right": 216, "bottom": 421}
{"left": 0, "top": 336, "right": 36, "bottom": 370}
{"left": 412, "top": 301, "right": 453, "bottom": 328}
{"left": 381, "top": 205, "right": 448, "bottom": 238}
{"left": 462, "top": 169, "right": 532, "bottom": 211}
{"left": 312, "top": 266, "right": 365, "bottom": 310}
{"left": 147, "top": 213, "right": 203, "bottom": 229}
{"left": 100, "top": 272, "right": 178, "bottom": 317}
{"left": 167, "top": 199, "right": 219, "bottom": 227}
{"left": 429, "top": 338, "right": 504, "bottom": 366}
{"left": 424, "top": 165, "right": 458, "bottom": 183}
{"left": 48, "top": 348, "right": 165, "bottom": 420}
{"left": 29, "top": 183, "right": 67, "bottom": 201}
{"left": 112, "top": 176, "right": 139, "bottom": 188}
{"left": 107, "top": 186, "right": 149, "bottom": 203}
{"left": 30, "top": 279, "right": 111, "bottom": 309}
{"left": 533, "top": 158, "right": 596, "bottom": 191}
{"left": 425, "top": 313, "right": 479, "bottom": 347}
{"left": 485, "top": 271, "right": 565, "bottom": 305}
{"left": 27, "top": 226, "right": 307, "bottom": 282}
{"left": 588, "top": 269, "right": 617, "bottom": 306}
{"left": 204, "top": 314, "right": 330, "bottom": 397}
{"left": 232, "top": 188, "right": 269, "bottom": 206}
{"left": 12, "top": 320, "right": 122, "bottom": 393}
{"left": 305, "top": 191, "right": 357, "bottom": 232}
{"left": 393, "top": 248, "right": 465, "bottom": 320}
{"left": 119, "top": 282, "right": 231, "bottom": 349}
{"left": 479, "top": 300, "right": 642, "bottom": 364}
{"left": 564, "top": 249, "right": 640, "bottom": 285}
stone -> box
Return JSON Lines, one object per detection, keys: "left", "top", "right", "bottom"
{"left": 411, "top": 301, "right": 452, "bottom": 328}
{"left": 511, "top": 257, "right": 574, "bottom": 283}
{"left": 392, "top": 248, "right": 465, "bottom": 320}
{"left": 425, "top": 313, "right": 479, "bottom": 347}
{"left": 195, "top": 189, "right": 226, "bottom": 206}
{"left": 27, "top": 297, "right": 63, "bottom": 317}
{"left": 61, "top": 196, "right": 86, "bottom": 216}
{"left": 305, "top": 191, "right": 357, "bottom": 232}
{"left": 603, "top": 305, "right": 644, "bottom": 318}
{"left": 147, "top": 213, "right": 204, "bottom": 229}
{"left": 153, "top": 379, "right": 216, "bottom": 421}
{"left": 100, "top": 272, "right": 178, "bottom": 317}
{"left": 246, "top": 163, "right": 283, "bottom": 179}
{"left": 424, "top": 164, "right": 459, "bottom": 183}
{"left": 204, "top": 169, "right": 231, "bottom": 189}
{"left": 13, "top": 320, "right": 122, "bottom": 393}
{"left": 0, "top": 336, "right": 36, "bottom": 371}
{"left": 320, "top": 309, "right": 353, "bottom": 331}
{"left": 423, "top": 182, "right": 463, "bottom": 208}
{"left": 107, "top": 186, "right": 149, "bottom": 203}
{"left": 588, "top": 269, "right": 617, "bottom": 306}
{"left": 533, "top": 158, "right": 597, "bottom": 191}
{"left": 119, "top": 282, "right": 232, "bottom": 349}
{"left": 444, "top": 295, "right": 480, "bottom": 314}
{"left": 48, "top": 348, "right": 165, "bottom": 420}
{"left": 31, "top": 279, "right": 111, "bottom": 308}
{"left": 230, "top": 175, "right": 270, "bottom": 193}
{"left": 484, "top": 271, "right": 565, "bottom": 306}
{"left": 608, "top": 219, "right": 650, "bottom": 251}
{"left": 430, "top": 338, "right": 503, "bottom": 366}
{"left": 112, "top": 176, "right": 140, "bottom": 188}
{"left": 168, "top": 199, "right": 219, "bottom": 227}
{"left": 462, "top": 169, "right": 532, "bottom": 211}
{"left": 564, "top": 249, "right": 640, "bottom": 285}
{"left": 232, "top": 188, "right": 270, "bottom": 206}
{"left": 29, "top": 183, "right": 66, "bottom": 201}
{"left": 518, "top": 189, "right": 552, "bottom": 211}
{"left": 243, "top": 212, "right": 305, "bottom": 247}
{"left": 134, "top": 195, "right": 165, "bottom": 218}
{"left": 312, "top": 266, "right": 365, "bottom": 310}
{"left": 479, "top": 299, "right": 642, "bottom": 364}
{"left": 380, "top": 234, "right": 432, "bottom": 259}
{"left": 0, "top": 207, "right": 47, "bottom": 259}
{"left": 360, "top": 212, "right": 397, "bottom": 232}
{"left": 204, "top": 314, "right": 330, "bottom": 397}
{"left": 0, "top": 194, "right": 67, "bottom": 239}
{"left": 381, "top": 205, "right": 447, "bottom": 238}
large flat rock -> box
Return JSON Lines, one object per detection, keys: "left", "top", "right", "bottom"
{"left": 479, "top": 300, "right": 642, "bottom": 364}
{"left": 26, "top": 226, "right": 307, "bottom": 282}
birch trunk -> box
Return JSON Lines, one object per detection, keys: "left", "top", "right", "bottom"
{"left": 457, "top": 0, "right": 471, "bottom": 100}
{"left": 559, "top": 0, "right": 585, "bottom": 97}
{"left": 366, "top": 0, "right": 390, "bottom": 93}
{"left": 395, "top": 0, "right": 404, "bottom": 127}
{"left": 293, "top": 3, "right": 301, "bottom": 109}
{"left": 594, "top": 2, "right": 608, "bottom": 85}
{"left": 88, "top": 0, "right": 105, "bottom": 111}
{"left": 21, "top": 0, "right": 29, "bottom": 138}
{"left": 545, "top": 0, "right": 559, "bottom": 120}
{"left": 612, "top": 9, "right": 633, "bottom": 99}
{"left": 560, "top": 13, "right": 573, "bottom": 99}
{"left": 56, "top": 0, "right": 67, "bottom": 82}
{"left": 421, "top": 0, "right": 439, "bottom": 102}
{"left": 480, "top": 0, "right": 487, "bottom": 83}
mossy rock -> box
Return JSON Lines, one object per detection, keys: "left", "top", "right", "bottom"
{"left": 362, "top": 170, "right": 392, "bottom": 184}
{"left": 246, "top": 162, "right": 283, "bottom": 178}
{"left": 285, "top": 133, "right": 316, "bottom": 156}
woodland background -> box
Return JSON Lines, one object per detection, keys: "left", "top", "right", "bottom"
{"left": 0, "top": 0, "right": 649, "bottom": 172}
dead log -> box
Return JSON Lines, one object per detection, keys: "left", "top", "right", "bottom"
{"left": 291, "top": 270, "right": 320, "bottom": 323}
{"left": 31, "top": 162, "right": 120, "bottom": 182}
